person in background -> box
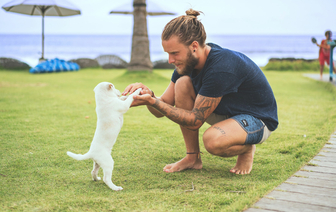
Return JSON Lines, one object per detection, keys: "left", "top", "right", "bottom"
{"left": 316, "top": 30, "right": 336, "bottom": 80}
{"left": 123, "top": 9, "right": 278, "bottom": 175}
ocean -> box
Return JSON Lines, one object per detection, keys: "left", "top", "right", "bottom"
{"left": 0, "top": 34, "right": 324, "bottom": 68}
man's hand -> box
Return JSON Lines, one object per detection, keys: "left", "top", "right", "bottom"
{"left": 132, "top": 93, "right": 156, "bottom": 106}
{"left": 123, "top": 83, "right": 155, "bottom": 107}
{"left": 122, "top": 82, "right": 152, "bottom": 96}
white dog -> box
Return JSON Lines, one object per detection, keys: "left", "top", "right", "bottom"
{"left": 67, "top": 82, "right": 141, "bottom": 191}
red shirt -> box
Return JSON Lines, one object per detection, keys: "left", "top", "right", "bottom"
{"left": 319, "top": 39, "right": 330, "bottom": 56}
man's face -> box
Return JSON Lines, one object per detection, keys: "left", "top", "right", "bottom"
{"left": 326, "top": 32, "right": 332, "bottom": 39}
{"left": 162, "top": 36, "right": 199, "bottom": 75}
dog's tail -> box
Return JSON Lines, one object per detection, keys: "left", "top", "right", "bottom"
{"left": 67, "top": 151, "right": 91, "bottom": 161}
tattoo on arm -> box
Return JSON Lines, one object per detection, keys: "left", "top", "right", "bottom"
{"left": 152, "top": 99, "right": 193, "bottom": 126}
{"left": 151, "top": 95, "right": 222, "bottom": 129}
{"left": 214, "top": 126, "right": 226, "bottom": 135}
{"left": 192, "top": 95, "right": 220, "bottom": 124}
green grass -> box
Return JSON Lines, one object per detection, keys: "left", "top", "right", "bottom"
{"left": 1, "top": 68, "right": 336, "bottom": 211}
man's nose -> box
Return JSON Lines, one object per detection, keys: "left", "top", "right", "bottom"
{"left": 168, "top": 55, "right": 175, "bottom": 64}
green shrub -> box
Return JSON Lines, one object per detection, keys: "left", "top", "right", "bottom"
{"left": 263, "top": 58, "right": 324, "bottom": 71}
{"left": 0, "top": 57, "right": 30, "bottom": 71}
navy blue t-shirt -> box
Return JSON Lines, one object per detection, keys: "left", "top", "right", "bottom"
{"left": 171, "top": 43, "right": 278, "bottom": 131}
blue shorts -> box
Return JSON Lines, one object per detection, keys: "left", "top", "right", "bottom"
{"left": 231, "top": 114, "right": 266, "bottom": 145}
{"left": 206, "top": 113, "right": 272, "bottom": 145}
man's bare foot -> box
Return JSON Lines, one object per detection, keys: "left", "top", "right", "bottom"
{"left": 230, "top": 145, "right": 256, "bottom": 175}
{"left": 163, "top": 154, "right": 202, "bottom": 173}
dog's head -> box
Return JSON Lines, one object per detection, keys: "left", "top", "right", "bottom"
{"left": 94, "top": 82, "right": 121, "bottom": 98}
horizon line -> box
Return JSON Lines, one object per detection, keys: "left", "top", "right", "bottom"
{"left": 0, "top": 33, "right": 328, "bottom": 36}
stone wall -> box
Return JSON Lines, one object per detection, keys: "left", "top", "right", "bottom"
{"left": 70, "top": 58, "right": 99, "bottom": 69}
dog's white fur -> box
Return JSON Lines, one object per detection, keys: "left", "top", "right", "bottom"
{"left": 67, "top": 82, "right": 141, "bottom": 191}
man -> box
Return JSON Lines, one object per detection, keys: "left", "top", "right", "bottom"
{"left": 316, "top": 30, "right": 336, "bottom": 80}
{"left": 122, "top": 9, "right": 278, "bottom": 175}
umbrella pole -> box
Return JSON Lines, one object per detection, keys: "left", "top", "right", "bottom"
{"left": 42, "top": 11, "right": 45, "bottom": 59}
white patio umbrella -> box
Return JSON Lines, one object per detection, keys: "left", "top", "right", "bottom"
{"left": 2, "top": 0, "right": 81, "bottom": 60}
{"left": 110, "top": 0, "right": 176, "bottom": 72}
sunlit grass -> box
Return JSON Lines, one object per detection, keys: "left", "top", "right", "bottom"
{"left": 0, "top": 68, "right": 335, "bottom": 211}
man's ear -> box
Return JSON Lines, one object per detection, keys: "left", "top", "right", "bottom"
{"left": 190, "top": 41, "right": 199, "bottom": 52}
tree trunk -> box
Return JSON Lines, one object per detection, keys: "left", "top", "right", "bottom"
{"left": 128, "top": 0, "right": 153, "bottom": 72}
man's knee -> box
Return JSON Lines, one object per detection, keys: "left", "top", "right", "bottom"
{"left": 175, "top": 76, "right": 193, "bottom": 94}
{"left": 175, "top": 76, "right": 195, "bottom": 108}
{"left": 203, "top": 127, "right": 227, "bottom": 156}
{"left": 203, "top": 119, "right": 248, "bottom": 156}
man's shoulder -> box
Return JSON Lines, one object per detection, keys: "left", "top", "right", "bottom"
{"left": 208, "top": 43, "right": 243, "bottom": 60}
{"left": 204, "top": 43, "right": 262, "bottom": 79}
{"left": 205, "top": 44, "right": 240, "bottom": 71}
{"left": 208, "top": 43, "right": 231, "bottom": 54}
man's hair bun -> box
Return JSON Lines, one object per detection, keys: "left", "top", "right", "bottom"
{"left": 186, "top": 9, "right": 201, "bottom": 18}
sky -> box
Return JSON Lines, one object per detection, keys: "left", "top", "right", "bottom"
{"left": 0, "top": 0, "right": 335, "bottom": 36}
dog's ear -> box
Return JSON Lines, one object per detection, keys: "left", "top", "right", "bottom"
{"left": 109, "top": 83, "right": 113, "bottom": 90}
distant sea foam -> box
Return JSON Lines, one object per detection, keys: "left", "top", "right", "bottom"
{"left": 0, "top": 34, "right": 324, "bottom": 67}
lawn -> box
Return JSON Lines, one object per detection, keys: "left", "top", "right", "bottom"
{"left": 1, "top": 68, "right": 336, "bottom": 211}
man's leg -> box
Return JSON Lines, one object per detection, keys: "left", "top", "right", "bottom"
{"left": 319, "top": 55, "right": 325, "bottom": 80}
{"left": 203, "top": 119, "right": 255, "bottom": 175}
{"left": 320, "top": 64, "right": 324, "bottom": 80}
{"left": 163, "top": 76, "right": 202, "bottom": 173}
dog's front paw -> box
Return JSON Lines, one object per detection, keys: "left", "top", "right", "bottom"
{"left": 134, "top": 88, "right": 142, "bottom": 95}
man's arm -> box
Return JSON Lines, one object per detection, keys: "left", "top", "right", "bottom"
{"left": 124, "top": 82, "right": 222, "bottom": 129}
{"left": 150, "top": 94, "right": 222, "bottom": 131}
{"left": 146, "top": 81, "right": 175, "bottom": 118}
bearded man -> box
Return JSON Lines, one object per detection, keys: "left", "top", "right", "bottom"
{"left": 122, "top": 9, "right": 278, "bottom": 175}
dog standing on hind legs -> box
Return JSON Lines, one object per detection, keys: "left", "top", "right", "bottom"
{"left": 67, "top": 82, "right": 141, "bottom": 191}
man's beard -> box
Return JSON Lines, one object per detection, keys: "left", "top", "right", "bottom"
{"left": 176, "top": 50, "right": 199, "bottom": 75}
